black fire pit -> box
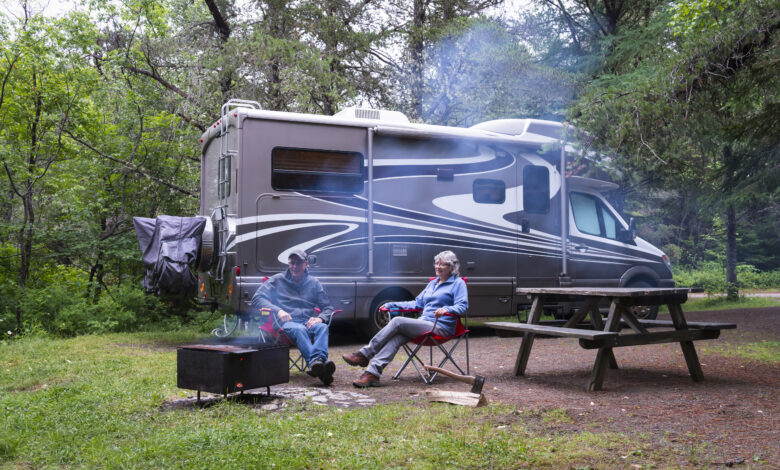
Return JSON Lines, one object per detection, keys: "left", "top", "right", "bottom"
{"left": 177, "top": 343, "right": 289, "bottom": 402}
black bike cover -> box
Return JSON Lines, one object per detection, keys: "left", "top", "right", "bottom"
{"left": 133, "top": 215, "right": 206, "bottom": 295}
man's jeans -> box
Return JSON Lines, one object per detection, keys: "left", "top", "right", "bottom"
{"left": 282, "top": 321, "right": 329, "bottom": 366}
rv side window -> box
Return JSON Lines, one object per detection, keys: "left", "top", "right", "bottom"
{"left": 473, "top": 179, "right": 505, "bottom": 204}
{"left": 570, "top": 192, "right": 621, "bottom": 240}
{"left": 271, "top": 147, "right": 364, "bottom": 194}
{"left": 522, "top": 166, "right": 550, "bottom": 213}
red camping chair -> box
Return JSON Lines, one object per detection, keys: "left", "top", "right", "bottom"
{"left": 255, "top": 277, "right": 341, "bottom": 371}
{"left": 384, "top": 278, "right": 470, "bottom": 385}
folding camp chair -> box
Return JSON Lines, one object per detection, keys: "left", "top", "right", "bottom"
{"left": 384, "top": 278, "right": 470, "bottom": 385}
{"left": 255, "top": 277, "right": 341, "bottom": 371}
{"left": 257, "top": 307, "right": 342, "bottom": 371}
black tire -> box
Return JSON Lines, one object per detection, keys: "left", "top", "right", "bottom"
{"left": 625, "top": 280, "right": 659, "bottom": 320}
{"left": 361, "top": 292, "right": 412, "bottom": 339}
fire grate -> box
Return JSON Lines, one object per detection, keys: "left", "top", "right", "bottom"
{"left": 177, "top": 343, "right": 289, "bottom": 403}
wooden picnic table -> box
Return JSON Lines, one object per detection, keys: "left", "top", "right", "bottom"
{"left": 485, "top": 287, "right": 737, "bottom": 391}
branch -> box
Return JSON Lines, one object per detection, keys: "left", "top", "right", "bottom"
{"left": 122, "top": 64, "right": 201, "bottom": 108}
{"left": 0, "top": 51, "right": 19, "bottom": 112}
{"left": 634, "top": 107, "right": 667, "bottom": 164}
{"left": 203, "top": 0, "right": 231, "bottom": 42}
{"left": 65, "top": 130, "right": 197, "bottom": 198}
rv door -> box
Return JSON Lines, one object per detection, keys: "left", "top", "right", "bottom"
{"left": 567, "top": 191, "right": 627, "bottom": 287}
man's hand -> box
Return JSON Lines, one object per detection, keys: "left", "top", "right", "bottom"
{"left": 305, "top": 316, "right": 323, "bottom": 329}
{"left": 278, "top": 310, "right": 292, "bottom": 323}
{"left": 434, "top": 308, "right": 449, "bottom": 317}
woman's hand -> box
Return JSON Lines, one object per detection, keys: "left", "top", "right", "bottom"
{"left": 433, "top": 308, "right": 449, "bottom": 317}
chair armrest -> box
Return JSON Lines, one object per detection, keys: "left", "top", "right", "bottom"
{"left": 381, "top": 306, "right": 422, "bottom": 322}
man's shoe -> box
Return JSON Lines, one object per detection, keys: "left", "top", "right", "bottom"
{"left": 352, "top": 371, "right": 380, "bottom": 388}
{"left": 319, "top": 360, "right": 336, "bottom": 386}
{"left": 342, "top": 351, "right": 369, "bottom": 367}
{"left": 307, "top": 358, "right": 325, "bottom": 378}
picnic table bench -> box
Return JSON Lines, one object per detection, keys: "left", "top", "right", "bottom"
{"left": 486, "top": 287, "right": 737, "bottom": 391}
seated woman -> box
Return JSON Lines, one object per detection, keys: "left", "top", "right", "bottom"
{"left": 343, "top": 250, "right": 468, "bottom": 388}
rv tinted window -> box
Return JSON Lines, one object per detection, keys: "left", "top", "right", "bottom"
{"left": 272, "top": 148, "right": 364, "bottom": 194}
{"left": 522, "top": 166, "right": 550, "bottom": 213}
{"left": 570, "top": 192, "right": 621, "bottom": 240}
{"left": 570, "top": 193, "right": 600, "bottom": 236}
{"left": 473, "top": 179, "right": 505, "bottom": 204}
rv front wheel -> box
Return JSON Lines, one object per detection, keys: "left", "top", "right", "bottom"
{"left": 625, "top": 280, "right": 659, "bottom": 320}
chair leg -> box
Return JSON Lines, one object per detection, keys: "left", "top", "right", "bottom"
{"left": 392, "top": 343, "right": 424, "bottom": 380}
{"left": 393, "top": 343, "right": 436, "bottom": 384}
{"left": 289, "top": 353, "right": 306, "bottom": 372}
{"left": 432, "top": 337, "right": 466, "bottom": 376}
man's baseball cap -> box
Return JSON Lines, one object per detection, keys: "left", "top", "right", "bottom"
{"left": 288, "top": 249, "right": 308, "bottom": 261}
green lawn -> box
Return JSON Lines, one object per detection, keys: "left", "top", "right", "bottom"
{"left": 0, "top": 332, "right": 749, "bottom": 468}
{"left": 662, "top": 295, "right": 780, "bottom": 313}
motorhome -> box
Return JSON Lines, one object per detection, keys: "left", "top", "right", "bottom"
{"left": 195, "top": 100, "right": 673, "bottom": 337}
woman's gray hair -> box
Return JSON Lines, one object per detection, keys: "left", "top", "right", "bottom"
{"left": 434, "top": 250, "right": 460, "bottom": 276}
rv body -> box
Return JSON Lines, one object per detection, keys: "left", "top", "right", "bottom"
{"left": 196, "top": 101, "right": 673, "bottom": 336}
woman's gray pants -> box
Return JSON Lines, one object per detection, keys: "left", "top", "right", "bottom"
{"left": 359, "top": 316, "right": 446, "bottom": 377}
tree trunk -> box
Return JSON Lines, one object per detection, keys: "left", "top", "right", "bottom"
{"left": 409, "top": 0, "right": 426, "bottom": 120}
{"left": 725, "top": 203, "right": 738, "bottom": 300}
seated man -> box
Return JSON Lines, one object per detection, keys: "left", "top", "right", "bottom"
{"left": 251, "top": 249, "right": 336, "bottom": 385}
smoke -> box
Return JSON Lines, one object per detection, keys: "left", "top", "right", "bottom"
{"left": 420, "top": 18, "right": 577, "bottom": 126}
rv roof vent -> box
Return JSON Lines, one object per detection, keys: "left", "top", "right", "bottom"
{"left": 355, "top": 108, "right": 380, "bottom": 120}
{"left": 334, "top": 107, "right": 410, "bottom": 123}
{"left": 470, "top": 118, "right": 563, "bottom": 139}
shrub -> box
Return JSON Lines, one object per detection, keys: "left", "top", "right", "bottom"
{"left": 674, "top": 262, "right": 780, "bottom": 294}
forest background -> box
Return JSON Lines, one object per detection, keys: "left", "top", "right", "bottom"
{"left": 0, "top": 0, "right": 777, "bottom": 337}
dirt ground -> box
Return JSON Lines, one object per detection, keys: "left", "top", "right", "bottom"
{"left": 288, "top": 306, "right": 780, "bottom": 465}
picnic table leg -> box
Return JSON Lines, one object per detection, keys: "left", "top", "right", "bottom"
{"left": 668, "top": 303, "right": 704, "bottom": 382}
{"left": 588, "top": 301, "right": 622, "bottom": 391}
{"left": 513, "top": 295, "right": 545, "bottom": 376}
{"left": 588, "top": 302, "right": 618, "bottom": 370}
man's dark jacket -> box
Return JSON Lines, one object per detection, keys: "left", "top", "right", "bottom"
{"left": 250, "top": 269, "right": 334, "bottom": 324}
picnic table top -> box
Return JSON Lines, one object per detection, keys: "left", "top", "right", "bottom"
{"left": 514, "top": 287, "right": 702, "bottom": 297}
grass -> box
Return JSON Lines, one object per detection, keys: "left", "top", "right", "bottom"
{"left": 0, "top": 333, "right": 749, "bottom": 468}
{"left": 701, "top": 341, "right": 780, "bottom": 364}
{"left": 661, "top": 295, "right": 780, "bottom": 313}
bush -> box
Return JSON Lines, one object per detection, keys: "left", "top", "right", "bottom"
{"left": 674, "top": 261, "right": 780, "bottom": 294}
{"left": 9, "top": 262, "right": 193, "bottom": 336}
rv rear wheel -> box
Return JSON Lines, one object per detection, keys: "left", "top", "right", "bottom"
{"left": 625, "top": 280, "right": 659, "bottom": 320}
{"left": 362, "top": 292, "right": 413, "bottom": 339}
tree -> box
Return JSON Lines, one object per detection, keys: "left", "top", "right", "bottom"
{"left": 0, "top": 7, "right": 97, "bottom": 329}
{"left": 571, "top": 0, "right": 780, "bottom": 298}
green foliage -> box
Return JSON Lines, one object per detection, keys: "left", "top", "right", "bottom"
{"left": 674, "top": 262, "right": 780, "bottom": 293}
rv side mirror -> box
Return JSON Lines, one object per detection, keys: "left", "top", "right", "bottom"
{"left": 618, "top": 217, "right": 637, "bottom": 242}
